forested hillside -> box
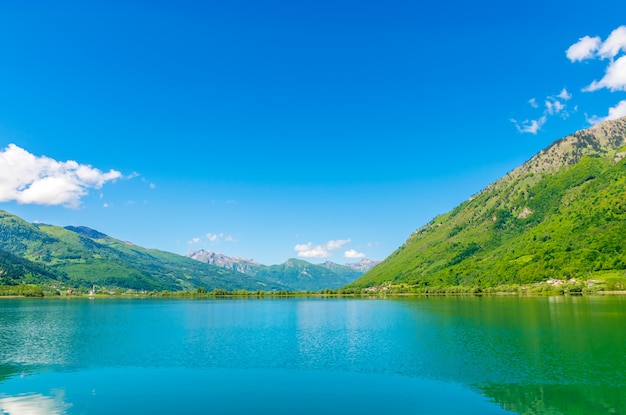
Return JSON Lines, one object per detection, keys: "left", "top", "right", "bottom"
{"left": 350, "top": 117, "right": 626, "bottom": 288}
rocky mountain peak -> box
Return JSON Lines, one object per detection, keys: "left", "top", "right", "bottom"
{"left": 186, "top": 250, "right": 259, "bottom": 273}
{"left": 344, "top": 258, "right": 381, "bottom": 272}
{"left": 492, "top": 116, "right": 626, "bottom": 193}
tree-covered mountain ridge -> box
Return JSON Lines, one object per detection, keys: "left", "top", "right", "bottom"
{"left": 350, "top": 116, "right": 626, "bottom": 289}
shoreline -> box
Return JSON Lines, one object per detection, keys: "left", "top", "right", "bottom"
{"left": 2, "top": 290, "right": 626, "bottom": 300}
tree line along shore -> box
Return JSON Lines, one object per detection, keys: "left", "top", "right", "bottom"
{"left": 2, "top": 276, "right": 625, "bottom": 298}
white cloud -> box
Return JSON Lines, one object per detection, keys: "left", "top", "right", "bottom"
{"left": 587, "top": 100, "right": 626, "bottom": 124}
{"left": 206, "top": 232, "right": 224, "bottom": 242}
{"left": 511, "top": 115, "right": 547, "bottom": 135}
{"left": 545, "top": 98, "right": 566, "bottom": 115}
{"left": 558, "top": 88, "right": 572, "bottom": 100}
{"left": 0, "top": 144, "right": 122, "bottom": 208}
{"left": 294, "top": 238, "right": 352, "bottom": 258}
{"left": 344, "top": 249, "right": 366, "bottom": 259}
{"left": 325, "top": 239, "right": 351, "bottom": 250}
{"left": 584, "top": 55, "right": 626, "bottom": 92}
{"left": 566, "top": 35, "right": 601, "bottom": 62}
{"left": 204, "top": 232, "right": 235, "bottom": 243}
{"left": 513, "top": 87, "right": 572, "bottom": 134}
{"left": 295, "top": 242, "right": 312, "bottom": 251}
{"left": 522, "top": 117, "right": 546, "bottom": 134}
{"left": 295, "top": 242, "right": 330, "bottom": 258}
{"left": 598, "top": 26, "right": 626, "bottom": 60}
{"left": 554, "top": 100, "right": 566, "bottom": 113}
{"left": 567, "top": 27, "right": 626, "bottom": 124}
{"left": 188, "top": 237, "right": 201, "bottom": 244}
{"left": 149, "top": 183, "right": 156, "bottom": 189}
{"left": 299, "top": 247, "right": 330, "bottom": 258}
{"left": 567, "top": 26, "right": 626, "bottom": 99}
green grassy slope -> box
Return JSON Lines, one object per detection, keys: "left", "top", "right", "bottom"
{"left": 252, "top": 259, "right": 363, "bottom": 291}
{"left": 350, "top": 117, "right": 626, "bottom": 288}
{"left": 0, "top": 211, "right": 283, "bottom": 291}
{"left": 185, "top": 252, "right": 366, "bottom": 291}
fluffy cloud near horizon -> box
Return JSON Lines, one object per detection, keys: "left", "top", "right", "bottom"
{"left": 344, "top": 249, "right": 366, "bottom": 259}
{"left": 567, "top": 26, "right": 626, "bottom": 123}
{"left": 294, "top": 239, "right": 351, "bottom": 259}
{"left": 511, "top": 88, "right": 572, "bottom": 134}
{"left": 325, "top": 239, "right": 351, "bottom": 250}
{"left": 587, "top": 100, "right": 626, "bottom": 125}
{"left": 294, "top": 243, "right": 329, "bottom": 258}
{"left": 0, "top": 144, "right": 122, "bottom": 208}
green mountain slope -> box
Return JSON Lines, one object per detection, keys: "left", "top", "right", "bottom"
{"left": 350, "top": 117, "right": 626, "bottom": 288}
{"left": 0, "top": 249, "right": 68, "bottom": 286}
{"left": 257, "top": 259, "right": 363, "bottom": 291}
{"left": 186, "top": 249, "right": 368, "bottom": 291}
{"left": 0, "top": 211, "right": 284, "bottom": 292}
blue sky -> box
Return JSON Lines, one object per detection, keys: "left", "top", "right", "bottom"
{"left": 1, "top": 1, "right": 626, "bottom": 264}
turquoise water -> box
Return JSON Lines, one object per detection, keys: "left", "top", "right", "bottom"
{"left": 0, "top": 296, "right": 624, "bottom": 414}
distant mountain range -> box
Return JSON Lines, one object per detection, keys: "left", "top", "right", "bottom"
{"left": 0, "top": 211, "right": 285, "bottom": 292}
{"left": 12, "top": 118, "right": 622, "bottom": 293}
{"left": 8, "top": 113, "right": 626, "bottom": 294}
{"left": 349, "top": 116, "right": 626, "bottom": 288}
{"left": 186, "top": 249, "right": 380, "bottom": 291}
{"left": 0, "top": 210, "right": 380, "bottom": 293}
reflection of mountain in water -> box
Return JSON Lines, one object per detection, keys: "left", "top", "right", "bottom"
{"left": 0, "top": 365, "right": 19, "bottom": 383}
{"left": 1, "top": 297, "right": 624, "bottom": 414}
{"left": 482, "top": 384, "right": 626, "bottom": 415}
{"left": 392, "top": 296, "right": 626, "bottom": 414}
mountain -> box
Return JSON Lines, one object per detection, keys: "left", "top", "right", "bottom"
{"left": 186, "top": 249, "right": 259, "bottom": 274}
{"left": 349, "top": 116, "right": 626, "bottom": 288}
{"left": 0, "top": 248, "right": 67, "bottom": 286}
{"left": 0, "top": 211, "right": 285, "bottom": 292}
{"left": 266, "top": 258, "right": 367, "bottom": 290}
{"left": 342, "top": 258, "right": 381, "bottom": 272}
{"left": 186, "top": 250, "right": 370, "bottom": 291}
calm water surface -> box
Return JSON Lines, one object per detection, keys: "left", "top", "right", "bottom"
{"left": 0, "top": 296, "right": 625, "bottom": 414}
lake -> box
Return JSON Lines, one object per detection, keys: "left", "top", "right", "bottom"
{"left": 1, "top": 296, "right": 624, "bottom": 414}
